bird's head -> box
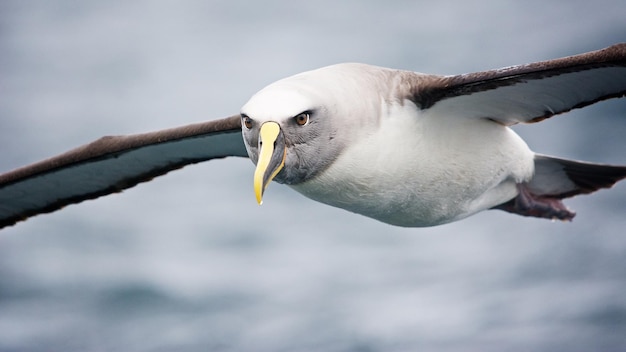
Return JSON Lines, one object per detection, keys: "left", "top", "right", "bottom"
{"left": 240, "top": 70, "right": 353, "bottom": 205}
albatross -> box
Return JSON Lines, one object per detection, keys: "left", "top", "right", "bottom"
{"left": 1, "top": 44, "right": 626, "bottom": 229}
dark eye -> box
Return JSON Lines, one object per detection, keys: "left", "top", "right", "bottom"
{"left": 242, "top": 115, "right": 253, "bottom": 129}
{"left": 294, "top": 112, "right": 310, "bottom": 126}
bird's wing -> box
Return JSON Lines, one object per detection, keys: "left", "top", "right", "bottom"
{"left": 411, "top": 43, "right": 626, "bottom": 125}
{"left": 0, "top": 115, "right": 247, "bottom": 229}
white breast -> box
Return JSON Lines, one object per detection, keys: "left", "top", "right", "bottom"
{"left": 291, "top": 100, "right": 535, "bottom": 227}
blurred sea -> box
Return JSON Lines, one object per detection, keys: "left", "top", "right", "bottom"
{"left": 1, "top": 1, "right": 625, "bottom": 351}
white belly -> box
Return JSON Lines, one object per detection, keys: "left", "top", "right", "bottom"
{"left": 291, "top": 103, "right": 534, "bottom": 227}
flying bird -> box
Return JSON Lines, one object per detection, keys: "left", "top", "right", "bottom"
{"left": 1, "top": 44, "right": 626, "bottom": 229}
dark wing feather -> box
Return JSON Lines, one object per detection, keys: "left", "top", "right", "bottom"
{"left": 410, "top": 43, "right": 626, "bottom": 125}
{"left": 0, "top": 115, "right": 247, "bottom": 229}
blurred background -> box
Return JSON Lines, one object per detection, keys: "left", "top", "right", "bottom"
{"left": 1, "top": 1, "right": 625, "bottom": 351}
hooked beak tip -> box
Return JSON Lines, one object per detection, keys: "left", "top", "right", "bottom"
{"left": 255, "top": 185, "right": 264, "bottom": 205}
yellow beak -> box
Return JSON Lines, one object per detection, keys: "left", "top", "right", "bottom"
{"left": 253, "top": 122, "right": 286, "bottom": 204}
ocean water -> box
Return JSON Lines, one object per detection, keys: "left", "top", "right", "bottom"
{"left": 1, "top": 1, "right": 625, "bottom": 351}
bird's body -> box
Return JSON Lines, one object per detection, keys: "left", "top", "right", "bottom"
{"left": 244, "top": 63, "right": 534, "bottom": 226}
{"left": 294, "top": 98, "right": 533, "bottom": 226}
{"left": 1, "top": 44, "right": 626, "bottom": 229}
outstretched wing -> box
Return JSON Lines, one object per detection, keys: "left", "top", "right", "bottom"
{"left": 411, "top": 43, "right": 626, "bottom": 125}
{"left": 0, "top": 115, "right": 247, "bottom": 229}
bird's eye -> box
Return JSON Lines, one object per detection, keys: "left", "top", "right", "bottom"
{"left": 242, "top": 115, "right": 253, "bottom": 129}
{"left": 294, "top": 112, "right": 310, "bottom": 126}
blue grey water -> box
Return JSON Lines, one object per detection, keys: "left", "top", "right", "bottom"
{"left": 1, "top": 1, "right": 625, "bottom": 351}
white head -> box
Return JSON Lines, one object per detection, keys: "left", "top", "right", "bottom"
{"left": 240, "top": 63, "right": 387, "bottom": 203}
